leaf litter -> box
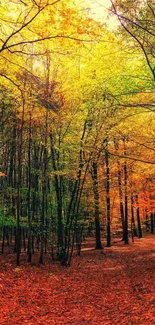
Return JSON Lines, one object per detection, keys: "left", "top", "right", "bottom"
{"left": 0, "top": 235, "right": 155, "bottom": 325}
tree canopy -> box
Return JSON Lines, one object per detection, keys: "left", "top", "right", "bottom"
{"left": 0, "top": 0, "right": 154, "bottom": 266}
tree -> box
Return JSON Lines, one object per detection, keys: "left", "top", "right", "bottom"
{"left": 110, "top": 0, "right": 155, "bottom": 79}
{"left": 1, "top": 0, "right": 155, "bottom": 266}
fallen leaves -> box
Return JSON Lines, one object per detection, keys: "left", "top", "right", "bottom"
{"left": 0, "top": 235, "right": 155, "bottom": 325}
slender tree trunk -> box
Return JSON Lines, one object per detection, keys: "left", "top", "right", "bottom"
{"left": 105, "top": 141, "right": 111, "bottom": 247}
{"left": 9, "top": 121, "right": 16, "bottom": 217}
{"left": 16, "top": 93, "right": 25, "bottom": 266}
{"left": 114, "top": 139, "right": 125, "bottom": 240}
{"left": 16, "top": 140, "right": 21, "bottom": 265}
{"left": 56, "top": 176, "right": 63, "bottom": 255}
{"left": 145, "top": 214, "right": 149, "bottom": 231}
{"left": 50, "top": 136, "right": 63, "bottom": 257}
{"left": 131, "top": 195, "right": 138, "bottom": 237}
{"left": 135, "top": 195, "right": 143, "bottom": 238}
{"left": 23, "top": 228, "right": 26, "bottom": 251}
{"left": 1, "top": 226, "right": 5, "bottom": 254}
{"left": 39, "top": 54, "right": 50, "bottom": 264}
{"left": 27, "top": 111, "right": 32, "bottom": 262}
{"left": 123, "top": 138, "right": 128, "bottom": 244}
{"left": 92, "top": 161, "right": 103, "bottom": 249}
{"left": 39, "top": 140, "right": 47, "bottom": 264}
{"left": 117, "top": 161, "right": 125, "bottom": 240}
{"left": 150, "top": 213, "right": 154, "bottom": 234}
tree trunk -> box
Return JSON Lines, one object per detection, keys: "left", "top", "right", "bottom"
{"left": 135, "top": 195, "right": 143, "bottom": 238}
{"left": 50, "top": 135, "right": 63, "bottom": 257}
{"left": 123, "top": 138, "right": 128, "bottom": 244}
{"left": 39, "top": 146, "right": 47, "bottom": 264}
{"left": 1, "top": 226, "right": 5, "bottom": 254}
{"left": 131, "top": 195, "right": 138, "bottom": 237}
{"left": 39, "top": 55, "right": 50, "bottom": 264}
{"left": 16, "top": 93, "right": 25, "bottom": 266}
{"left": 92, "top": 161, "right": 103, "bottom": 249}
{"left": 117, "top": 161, "right": 125, "bottom": 241}
{"left": 27, "top": 111, "right": 32, "bottom": 263}
{"left": 150, "top": 213, "right": 154, "bottom": 234}
{"left": 145, "top": 214, "right": 150, "bottom": 231}
{"left": 114, "top": 139, "right": 125, "bottom": 241}
{"left": 105, "top": 141, "right": 111, "bottom": 247}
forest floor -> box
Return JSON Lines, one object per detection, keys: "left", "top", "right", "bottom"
{"left": 0, "top": 235, "right": 155, "bottom": 325}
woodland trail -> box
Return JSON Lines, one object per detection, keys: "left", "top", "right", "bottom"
{"left": 0, "top": 235, "right": 155, "bottom": 325}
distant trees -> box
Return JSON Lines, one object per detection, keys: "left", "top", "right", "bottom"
{"left": 0, "top": 0, "right": 155, "bottom": 266}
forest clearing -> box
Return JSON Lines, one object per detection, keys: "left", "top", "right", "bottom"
{"left": 0, "top": 235, "right": 155, "bottom": 325}
{"left": 0, "top": 0, "right": 155, "bottom": 324}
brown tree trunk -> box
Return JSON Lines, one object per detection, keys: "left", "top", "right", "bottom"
{"left": 27, "top": 111, "right": 32, "bottom": 263}
{"left": 123, "top": 138, "right": 128, "bottom": 244}
{"left": 114, "top": 139, "right": 125, "bottom": 241}
{"left": 16, "top": 93, "right": 25, "bottom": 266}
{"left": 135, "top": 195, "right": 143, "bottom": 238}
{"left": 150, "top": 213, "right": 154, "bottom": 234}
{"left": 117, "top": 161, "right": 125, "bottom": 241}
{"left": 105, "top": 140, "right": 111, "bottom": 247}
{"left": 92, "top": 161, "right": 103, "bottom": 250}
{"left": 131, "top": 195, "right": 138, "bottom": 237}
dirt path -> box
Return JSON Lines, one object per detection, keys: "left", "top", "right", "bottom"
{"left": 0, "top": 235, "right": 155, "bottom": 325}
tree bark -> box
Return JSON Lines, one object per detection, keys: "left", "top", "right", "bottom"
{"left": 131, "top": 195, "right": 138, "bottom": 237}
{"left": 92, "top": 161, "right": 103, "bottom": 249}
{"left": 135, "top": 195, "right": 143, "bottom": 238}
{"left": 105, "top": 141, "right": 111, "bottom": 247}
{"left": 150, "top": 213, "right": 154, "bottom": 234}
{"left": 27, "top": 111, "right": 32, "bottom": 263}
{"left": 123, "top": 138, "right": 128, "bottom": 244}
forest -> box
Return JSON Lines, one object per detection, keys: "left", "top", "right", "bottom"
{"left": 0, "top": 0, "right": 155, "bottom": 324}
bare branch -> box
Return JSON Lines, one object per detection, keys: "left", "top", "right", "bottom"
{"left": 110, "top": 0, "right": 155, "bottom": 80}
{"left": 0, "top": 0, "right": 61, "bottom": 53}
{"left": 1, "top": 34, "right": 96, "bottom": 53}
{"left": 113, "top": 13, "right": 155, "bottom": 37}
{"left": 108, "top": 150, "right": 155, "bottom": 165}
{"left": 0, "top": 73, "right": 22, "bottom": 92}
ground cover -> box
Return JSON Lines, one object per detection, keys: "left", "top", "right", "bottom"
{"left": 0, "top": 235, "right": 155, "bottom": 325}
